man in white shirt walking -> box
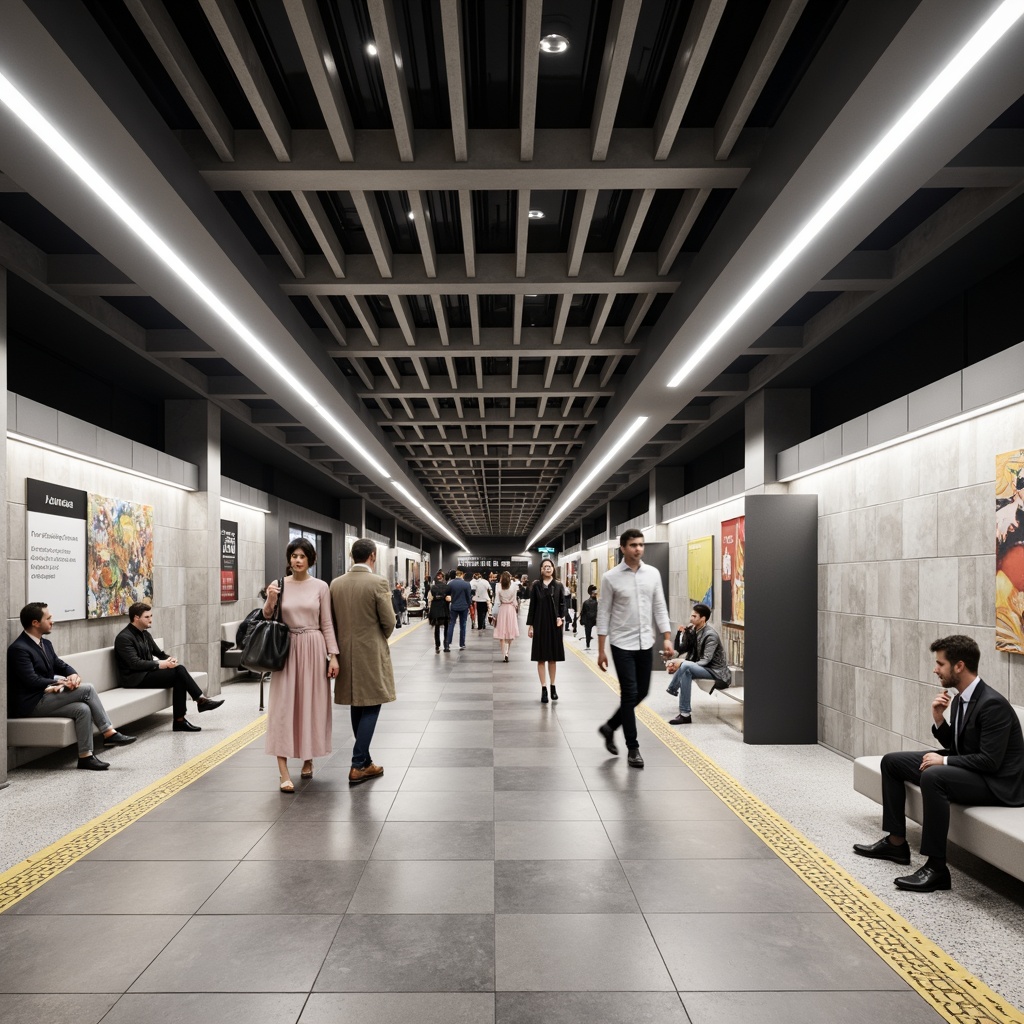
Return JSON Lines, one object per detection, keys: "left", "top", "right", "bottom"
{"left": 596, "top": 529, "right": 674, "bottom": 768}
{"left": 470, "top": 572, "right": 492, "bottom": 631}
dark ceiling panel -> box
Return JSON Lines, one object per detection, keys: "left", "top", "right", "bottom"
{"left": 535, "top": 0, "right": 613, "bottom": 130}
{"left": 0, "top": 194, "right": 97, "bottom": 254}
{"left": 527, "top": 190, "right": 575, "bottom": 253}
{"left": 855, "top": 188, "right": 961, "bottom": 251}
{"left": 463, "top": 0, "right": 523, "bottom": 129}
{"left": 317, "top": 0, "right": 393, "bottom": 128}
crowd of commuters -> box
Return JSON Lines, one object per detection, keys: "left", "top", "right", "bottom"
{"left": 11, "top": 527, "right": 1020, "bottom": 898}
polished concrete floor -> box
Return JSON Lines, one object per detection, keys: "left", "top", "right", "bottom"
{"left": 0, "top": 619, "right": 1002, "bottom": 1023}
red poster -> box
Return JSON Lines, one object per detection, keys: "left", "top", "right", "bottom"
{"left": 721, "top": 515, "right": 745, "bottom": 625}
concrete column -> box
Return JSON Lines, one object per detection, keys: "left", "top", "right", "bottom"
{"left": 650, "top": 466, "right": 679, "bottom": 528}
{"left": 745, "top": 389, "right": 810, "bottom": 492}
{"left": 607, "top": 501, "right": 628, "bottom": 541}
{"left": 1, "top": 270, "right": 8, "bottom": 787}
{"left": 164, "top": 400, "right": 222, "bottom": 696}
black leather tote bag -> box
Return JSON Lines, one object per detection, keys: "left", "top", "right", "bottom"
{"left": 240, "top": 573, "right": 291, "bottom": 672}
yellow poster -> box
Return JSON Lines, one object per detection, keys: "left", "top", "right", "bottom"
{"left": 687, "top": 535, "right": 714, "bottom": 607}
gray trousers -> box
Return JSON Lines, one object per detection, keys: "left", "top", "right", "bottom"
{"left": 30, "top": 685, "right": 112, "bottom": 755}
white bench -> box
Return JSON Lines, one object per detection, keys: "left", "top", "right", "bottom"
{"left": 7, "top": 638, "right": 207, "bottom": 749}
{"left": 853, "top": 703, "right": 1024, "bottom": 884}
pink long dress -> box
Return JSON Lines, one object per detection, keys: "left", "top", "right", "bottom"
{"left": 264, "top": 576, "right": 338, "bottom": 759}
{"left": 492, "top": 584, "right": 520, "bottom": 641}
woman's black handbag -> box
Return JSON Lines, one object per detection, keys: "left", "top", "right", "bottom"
{"left": 240, "top": 574, "right": 290, "bottom": 672}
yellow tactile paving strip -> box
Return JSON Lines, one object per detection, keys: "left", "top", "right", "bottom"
{"left": 570, "top": 645, "right": 1024, "bottom": 1024}
{"left": 0, "top": 623, "right": 421, "bottom": 915}
{"left": 0, "top": 715, "right": 268, "bottom": 914}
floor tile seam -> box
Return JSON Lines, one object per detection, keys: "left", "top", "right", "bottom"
{"left": 0, "top": 717, "right": 269, "bottom": 915}
{"left": 565, "top": 643, "right": 1024, "bottom": 1024}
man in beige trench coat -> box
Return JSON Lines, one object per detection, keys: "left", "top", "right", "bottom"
{"left": 330, "top": 538, "right": 396, "bottom": 784}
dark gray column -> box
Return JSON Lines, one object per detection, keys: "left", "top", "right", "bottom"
{"left": 1, "top": 269, "right": 8, "bottom": 787}
{"left": 164, "top": 400, "right": 222, "bottom": 694}
{"left": 745, "top": 389, "right": 810, "bottom": 491}
{"left": 742, "top": 493, "right": 818, "bottom": 744}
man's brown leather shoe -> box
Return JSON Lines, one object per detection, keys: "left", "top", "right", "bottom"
{"left": 348, "top": 763, "right": 384, "bottom": 785}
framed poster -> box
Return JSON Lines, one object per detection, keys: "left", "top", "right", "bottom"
{"left": 721, "top": 516, "right": 745, "bottom": 625}
{"left": 996, "top": 448, "right": 1024, "bottom": 653}
{"left": 26, "top": 479, "right": 88, "bottom": 621}
{"left": 221, "top": 520, "right": 238, "bottom": 602}
{"left": 87, "top": 493, "right": 154, "bottom": 618}
{"left": 687, "top": 535, "right": 714, "bottom": 607}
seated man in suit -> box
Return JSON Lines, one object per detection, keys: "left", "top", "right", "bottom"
{"left": 854, "top": 634, "right": 1024, "bottom": 892}
{"left": 114, "top": 602, "right": 223, "bottom": 733}
{"left": 7, "top": 602, "right": 136, "bottom": 770}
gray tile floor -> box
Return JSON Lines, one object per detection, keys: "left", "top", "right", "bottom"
{"left": 0, "top": 622, "right": 971, "bottom": 1023}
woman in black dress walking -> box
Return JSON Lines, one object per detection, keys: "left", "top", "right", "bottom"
{"left": 526, "top": 558, "right": 567, "bottom": 703}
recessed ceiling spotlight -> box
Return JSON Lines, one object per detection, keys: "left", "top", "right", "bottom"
{"left": 366, "top": 43, "right": 378, "bottom": 57}
{"left": 539, "top": 34, "right": 569, "bottom": 53}
{"left": 407, "top": 211, "right": 415, "bottom": 220}
{"left": 528, "top": 209, "right": 545, "bottom": 219}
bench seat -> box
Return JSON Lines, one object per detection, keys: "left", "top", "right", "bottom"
{"left": 853, "top": 703, "right": 1024, "bottom": 884}
{"left": 6, "top": 639, "right": 206, "bottom": 749}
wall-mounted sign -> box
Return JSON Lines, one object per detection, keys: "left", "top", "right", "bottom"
{"left": 221, "top": 520, "right": 238, "bottom": 602}
{"left": 26, "top": 479, "right": 87, "bottom": 622}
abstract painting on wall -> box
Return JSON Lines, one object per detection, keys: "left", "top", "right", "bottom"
{"left": 87, "top": 493, "right": 154, "bottom": 618}
{"left": 996, "top": 448, "right": 1024, "bottom": 654}
{"left": 687, "top": 535, "right": 714, "bottom": 607}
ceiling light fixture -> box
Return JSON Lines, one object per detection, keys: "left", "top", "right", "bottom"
{"left": 527, "top": 416, "right": 648, "bottom": 548}
{"left": 366, "top": 43, "right": 378, "bottom": 57}
{"left": 407, "top": 211, "right": 415, "bottom": 220}
{"left": 667, "top": 0, "right": 1024, "bottom": 389}
{"left": 0, "top": 70, "right": 478, "bottom": 541}
{"left": 528, "top": 210, "right": 545, "bottom": 219}
{"left": 539, "top": 34, "right": 569, "bottom": 53}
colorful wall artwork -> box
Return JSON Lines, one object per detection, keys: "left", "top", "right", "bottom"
{"left": 721, "top": 516, "right": 745, "bottom": 625}
{"left": 687, "top": 535, "right": 714, "bottom": 607}
{"left": 87, "top": 494, "right": 154, "bottom": 618}
{"left": 996, "top": 448, "right": 1024, "bottom": 654}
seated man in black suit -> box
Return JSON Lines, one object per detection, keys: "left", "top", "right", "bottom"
{"left": 7, "top": 602, "right": 136, "bottom": 770}
{"left": 854, "top": 634, "right": 1024, "bottom": 892}
{"left": 114, "top": 602, "right": 223, "bottom": 733}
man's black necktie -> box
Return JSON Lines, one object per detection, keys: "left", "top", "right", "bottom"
{"left": 954, "top": 697, "right": 965, "bottom": 752}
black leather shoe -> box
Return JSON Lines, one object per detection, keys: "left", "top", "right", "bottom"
{"left": 895, "top": 864, "right": 951, "bottom": 892}
{"left": 550, "top": 684, "right": 558, "bottom": 701}
{"left": 172, "top": 718, "right": 202, "bottom": 732}
{"left": 77, "top": 754, "right": 109, "bottom": 770}
{"left": 668, "top": 714, "right": 691, "bottom": 725}
{"left": 540, "top": 686, "right": 549, "bottom": 704}
{"left": 598, "top": 723, "right": 618, "bottom": 755}
{"left": 103, "top": 731, "right": 137, "bottom": 747}
{"left": 197, "top": 697, "right": 224, "bottom": 712}
{"left": 627, "top": 749, "right": 644, "bottom": 768}
{"left": 852, "top": 836, "right": 911, "bottom": 865}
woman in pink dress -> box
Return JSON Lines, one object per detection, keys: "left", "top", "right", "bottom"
{"left": 491, "top": 571, "right": 520, "bottom": 663}
{"left": 262, "top": 538, "right": 338, "bottom": 791}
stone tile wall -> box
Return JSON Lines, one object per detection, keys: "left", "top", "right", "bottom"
{"left": 788, "top": 401, "right": 1024, "bottom": 759}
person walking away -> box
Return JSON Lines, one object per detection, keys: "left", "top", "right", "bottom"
{"left": 427, "top": 570, "right": 450, "bottom": 652}
{"left": 491, "top": 571, "right": 520, "bottom": 662}
{"left": 331, "top": 539, "right": 396, "bottom": 785}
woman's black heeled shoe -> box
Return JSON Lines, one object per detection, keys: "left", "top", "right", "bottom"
{"left": 550, "top": 684, "right": 558, "bottom": 701}
{"left": 541, "top": 686, "right": 549, "bottom": 704}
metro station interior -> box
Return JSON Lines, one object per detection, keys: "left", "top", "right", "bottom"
{"left": 2, "top": 2, "right": 1024, "bottom": 1022}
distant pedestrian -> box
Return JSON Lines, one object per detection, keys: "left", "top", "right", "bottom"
{"left": 427, "top": 569, "right": 450, "bottom": 653}
{"left": 527, "top": 558, "right": 566, "bottom": 703}
{"left": 445, "top": 569, "right": 473, "bottom": 650}
{"left": 579, "top": 585, "right": 598, "bottom": 648}
{"left": 491, "top": 571, "right": 520, "bottom": 662}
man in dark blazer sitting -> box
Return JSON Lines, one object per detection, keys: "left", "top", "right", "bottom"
{"left": 854, "top": 634, "right": 1024, "bottom": 892}
{"left": 7, "top": 602, "right": 136, "bottom": 770}
{"left": 114, "top": 602, "right": 223, "bottom": 733}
